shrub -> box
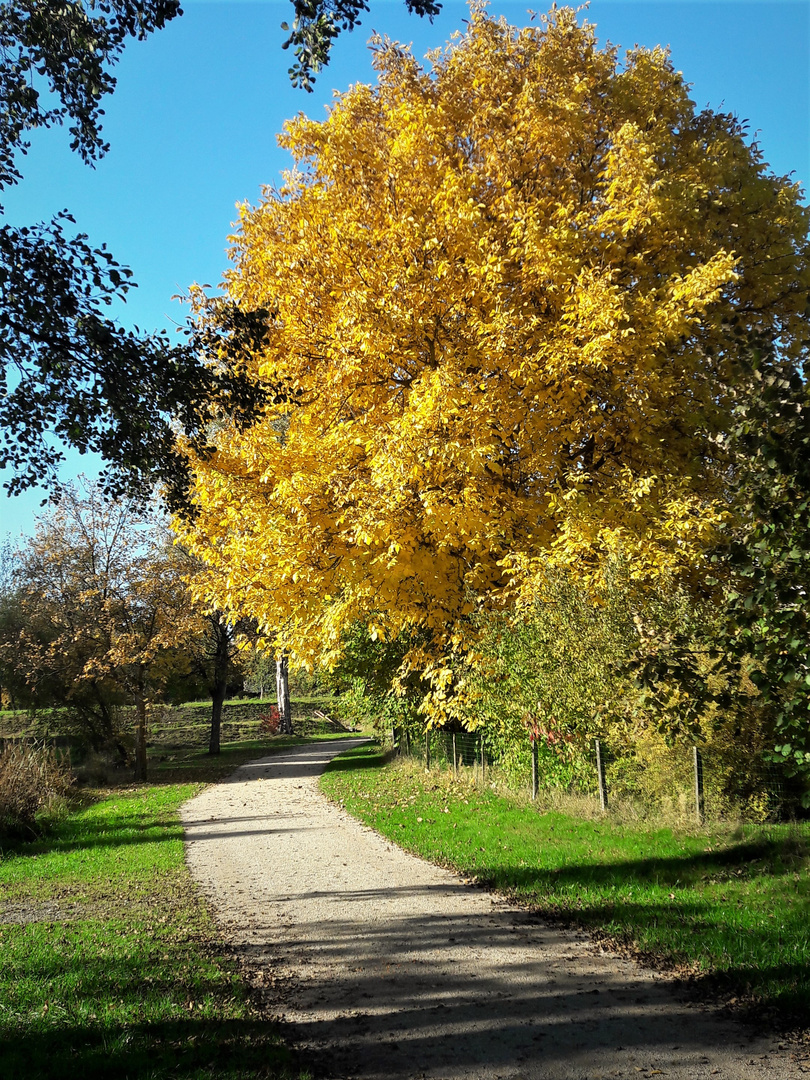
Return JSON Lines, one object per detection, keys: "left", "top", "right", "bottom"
{"left": 0, "top": 741, "right": 73, "bottom": 838}
{"left": 257, "top": 707, "right": 281, "bottom": 736}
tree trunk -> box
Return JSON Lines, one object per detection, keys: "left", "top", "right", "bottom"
{"left": 134, "top": 694, "right": 147, "bottom": 782}
{"left": 208, "top": 679, "right": 227, "bottom": 755}
{"left": 207, "top": 618, "right": 233, "bottom": 756}
{"left": 276, "top": 654, "right": 292, "bottom": 734}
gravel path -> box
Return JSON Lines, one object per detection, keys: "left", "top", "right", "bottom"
{"left": 181, "top": 739, "right": 804, "bottom": 1080}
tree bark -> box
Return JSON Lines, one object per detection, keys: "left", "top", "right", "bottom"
{"left": 208, "top": 679, "right": 227, "bottom": 755}
{"left": 134, "top": 693, "right": 147, "bottom": 782}
{"left": 276, "top": 653, "right": 292, "bottom": 734}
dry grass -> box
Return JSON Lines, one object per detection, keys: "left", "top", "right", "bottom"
{"left": 0, "top": 742, "right": 72, "bottom": 838}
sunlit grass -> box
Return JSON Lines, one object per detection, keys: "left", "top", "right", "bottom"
{"left": 149, "top": 732, "right": 359, "bottom": 785}
{"left": 0, "top": 785, "right": 306, "bottom": 1080}
{"left": 164, "top": 693, "right": 336, "bottom": 711}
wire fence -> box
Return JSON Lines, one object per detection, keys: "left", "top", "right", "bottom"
{"left": 390, "top": 727, "right": 805, "bottom": 824}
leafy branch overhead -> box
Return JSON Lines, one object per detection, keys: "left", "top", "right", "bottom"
{"left": 1, "top": 0, "right": 430, "bottom": 506}
{"left": 281, "top": 0, "right": 440, "bottom": 90}
{"left": 0, "top": 1, "right": 183, "bottom": 195}
{"left": 0, "top": 206, "right": 283, "bottom": 513}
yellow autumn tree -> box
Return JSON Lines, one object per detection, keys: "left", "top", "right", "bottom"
{"left": 178, "top": 5, "right": 810, "bottom": 675}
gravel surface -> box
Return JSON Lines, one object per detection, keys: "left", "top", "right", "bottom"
{"left": 181, "top": 738, "right": 804, "bottom": 1080}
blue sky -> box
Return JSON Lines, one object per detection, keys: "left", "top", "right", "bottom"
{"left": 2, "top": 0, "right": 808, "bottom": 540}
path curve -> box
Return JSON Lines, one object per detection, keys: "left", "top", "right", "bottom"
{"left": 182, "top": 739, "right": 802, "bottom": 1080}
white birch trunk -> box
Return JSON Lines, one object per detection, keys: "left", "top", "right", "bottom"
{"left": 276, "top": 653, "right": 292, "bottom": 734}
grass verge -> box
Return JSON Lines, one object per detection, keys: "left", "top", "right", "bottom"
{"left": 321, "top": 743, "right": 810, "bottom": 1025}
{"left": 0, "top": 783, "right": 307, "bottom": 1080}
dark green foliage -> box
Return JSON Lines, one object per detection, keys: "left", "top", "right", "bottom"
{"left": 620, "top": 580, "right": 735, "bottom": 743}
{"left": 720, "top": 339, "right": 810, "bottom": 785}
{"left": 0, "top": 210, "right": 278, "bottom": 513}
{"left": 469, "top": 564, "right": 635, "bottom": 742}
{"left": 607, "top": 334, "right": 810, "bottom": 797}
{"left": 281, "top": 0, "right": 441, "bottom": 90}
{"left": 0, "top": 2, "right": 284, "bottom": 513}
{"left": 327, "top": 623, "right": 426, "bottom": 733}
{"left": 0, "top": 1, "right": 183, "bottom": 190}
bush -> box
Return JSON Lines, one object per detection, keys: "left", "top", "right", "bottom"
{"left": 257, "top": 707, "right": 281, "bottom": 736}
{"left": 0, "top": 741, "right": 73, "bottom": 838}
{"left": 453, "top": 561, "right": 635, "bottom": 760}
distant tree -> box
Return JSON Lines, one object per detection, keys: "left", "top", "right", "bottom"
{"left": 183, "top": 605, "right": 250, "bottom": 756}
{"left": 242, "top": 645, "right": 276, "bottom": 701}
{"left": 1, "top": 499, "right": 131, "bottom": 753}
{"left": 0, "top": 539, "right": 28, "bottom": 710}
{"left": 2, "top": 482, "right": 193, "bottom": 778}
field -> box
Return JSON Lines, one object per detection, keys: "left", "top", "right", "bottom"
{"left": 321, "top": 743, "right": 810, "bottom": 1026}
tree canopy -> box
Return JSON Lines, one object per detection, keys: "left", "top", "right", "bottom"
{"left": 0, "top": 1, "right": 273, "bottom": 508}
{"left": 176, "top": 7, "right": 809, "bottom": 674}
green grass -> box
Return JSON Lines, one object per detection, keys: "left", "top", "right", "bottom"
{"left": 321, "top": 743, "right": 810, "bottom": 1023}
{"left": 0, "top": 785, "right": 306, "bottom": 1080}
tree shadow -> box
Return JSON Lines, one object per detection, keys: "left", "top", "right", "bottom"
{"left": 0, "top": 934, "right": 298, "bottom": 1079}
{"left": 223, "top": 903, "right": 802, "bottom": 1080}
{"left": 0, "top": 1016, "right": 295, "bottom": 1080}
{"left": 488, "top": 839, "right": 807, "bottom": 892}
{"left": 1, "top": 738, "right": 370, "bottom": 859}
{"left": 321, "top": 747, "right": 387, "bottom": 773}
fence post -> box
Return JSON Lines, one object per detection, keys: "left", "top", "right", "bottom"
{"left": 480, "top": 736, "right": 486, "bottom": 785}
{"left": 693, "top": 746, "right": 705, "bottom": 824}
{"left": 531, "top": 738, "right": 539, "bottom": 801}
{"left": 595, "top": 739, "right": 608, "bottom": 812}
{"left": 425, "top": 731, "right": 430, "bottom": 772}
{"left": 453, "top": 733, "right": 458, "bottom": 779}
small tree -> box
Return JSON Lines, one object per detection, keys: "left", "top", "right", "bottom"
{"left": 242, "top": 645, "right": 276, "bottom": 700}
{"left": 3, "top": 482, "right": 194, "bottom": 779}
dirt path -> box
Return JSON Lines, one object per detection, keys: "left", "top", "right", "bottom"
{"left": 181, "top": 739, "right": 803, "bottom": 1080}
